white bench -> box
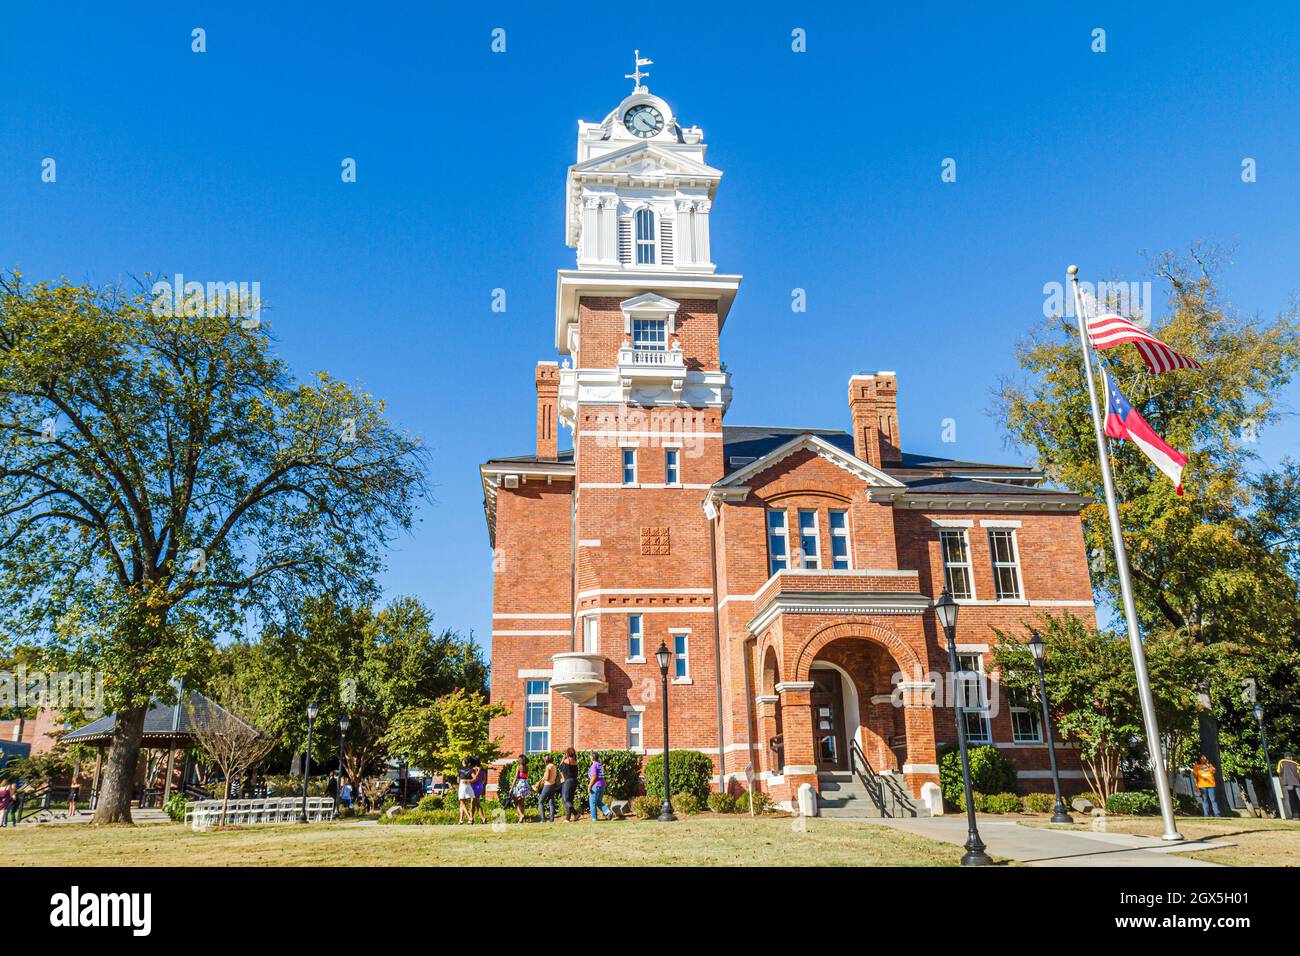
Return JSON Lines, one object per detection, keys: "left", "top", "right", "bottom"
{"left": 184, "top": 796, "right": 334, "bottom": 829}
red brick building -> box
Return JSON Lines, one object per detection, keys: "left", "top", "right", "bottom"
{"left": 480, "top": 74, "right": 1092, "bottom": 812}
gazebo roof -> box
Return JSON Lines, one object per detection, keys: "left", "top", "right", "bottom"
{"left": 63, "top": 691, "right": 264, "bottom": 747}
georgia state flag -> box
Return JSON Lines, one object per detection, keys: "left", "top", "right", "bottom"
{"left": 1102, "top": 369, "right": 1187, "bottom": 495}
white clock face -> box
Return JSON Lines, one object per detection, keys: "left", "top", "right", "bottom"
{"left": 624, "top": 104, "right": 664, "bottom": 138}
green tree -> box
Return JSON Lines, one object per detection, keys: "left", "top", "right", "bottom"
{"left": 381, "top": 688, "right": 508, "bottom": 776}
{"left": 230, "top": 594, "right": 488, "bottom": 784}
{"left": 996, "top": 247, "right": 1300, "bottom": 786}
{"left": 994, "top": 614, "right": 1205, "bottom": 803}
{"left": 0, "top": 274, "right": 428, "bottom": 822}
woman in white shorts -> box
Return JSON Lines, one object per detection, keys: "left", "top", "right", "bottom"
{"left": 456, "top": 757, "right": 476, "bottom": 823}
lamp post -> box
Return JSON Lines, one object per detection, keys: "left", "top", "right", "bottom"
{"left": 654, "top": 641, "right": 677, "bottom": 822}
{"left": 300, "top": 700, "right": 319, "bottom": 823}
{"left": 1028, "top": 630, "right": 1073, "bottom": 824}
{"left": 935, "top": 589, "right": 992, "bottom": 866}
{"left": 1253, "top": 702, "right": 1277, "bottom": 816}
{"left": 336, "top": 715, "right": 350, "bottom": 819}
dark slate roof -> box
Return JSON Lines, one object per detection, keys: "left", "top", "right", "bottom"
{"left": 900, "top": 477, "right": 1083, "bottom": 498}
{"left": 484, "top": 449, "right": 574, "bottom": 467}
{"left": 718, "top": 426, "right": 1039, "bottom": 477}
{"left": 62, "top": 691, "right": 263, "bottom": 743}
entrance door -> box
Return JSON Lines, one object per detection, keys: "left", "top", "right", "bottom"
{"left": 811, "top": 668, "right": 847, "bottom": 771}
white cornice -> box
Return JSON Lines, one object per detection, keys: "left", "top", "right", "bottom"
{"left": 748, "top": 591, "right": 930, "bottom": 636}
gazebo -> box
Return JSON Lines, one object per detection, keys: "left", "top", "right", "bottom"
{"left": 63, "top": 691, "right": 260, "bottom": 807}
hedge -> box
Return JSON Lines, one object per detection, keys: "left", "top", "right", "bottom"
{"left": 1105, "top": 791, "right": 1160, "bottom": 815}
{"left": 495, "top": 750, "right": 641, "bottom": 805}
{"left": 643, "top": 750, "right": 713, "bottom": 804}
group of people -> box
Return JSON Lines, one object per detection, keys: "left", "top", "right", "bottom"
{"left": 1190, "top": 752, "right": 1300, "bottom": 818}
{"left": 0, "top": 779, "right": 19, "bottom": 827}
{"left": 505, "top": 748, "right": 613, "bottom": 824}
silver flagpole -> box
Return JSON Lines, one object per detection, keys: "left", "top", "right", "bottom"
{"left": 1068, "top": 265, "right": 1183, "bottom": 841}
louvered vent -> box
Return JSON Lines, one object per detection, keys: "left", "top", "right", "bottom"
{"left": 617, "top": 217, "right": 632, "bottom": 264}
{"left": 660, "top": 219, "right": 674, "bottom": 265}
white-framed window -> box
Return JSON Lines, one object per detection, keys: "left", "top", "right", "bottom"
{"left": 664, "top": 447, "right": 680, "bottom": 485}
{"left": 829, "top": 509, "right": 850, "bottom": 570}
{"left": 627, "top": 614, "right": 643, "bottom": 660}
{"left": 626, "top": 711, "right": 643, "bottom": 750}
{"left": 989, "top": 529, "right": 1023, "bottom": 600}
{"left": 940, "top": 530, "right": 975, "bottom": 600}
{"left": 1008, "top": 685, "right": 1042, "bottom": 743}
{"left": 672, "top": 632, "right": 689, "bottom": 680}
{"left": 766, "top": 510, "right": 789, "bottom": 576}
{"left": 631, "top": 317, "right": 667, "bottom": 350}
{"left": 582, "top": 615, "right": 599, "bottom": 653}
{"left": 524, "top": 680, "right": 551, "bottom": 753}
{"left": 956, "top": 652, "right": 991, "bottom": 744}
{"left": 634, "top": 207, "right": 657, "bottom": 265}
{"left": 622, "top": 448, "right": 637, "bottom": 485}
{"left": 798, "top": 509, "right": 820, "bottom": 569}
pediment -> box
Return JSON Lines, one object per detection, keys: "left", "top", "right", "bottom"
{"left": 714, "top": 434, "right": 906, "bottom": 491}
{"left": 571, "top": 143, "right": 721, "bottom": 181}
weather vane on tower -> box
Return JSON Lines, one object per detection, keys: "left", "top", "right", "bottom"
{"left": 625, "top": 49, "right": 653, "bottom": 93}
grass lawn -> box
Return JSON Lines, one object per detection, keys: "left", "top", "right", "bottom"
{"left": 1029, "top": 816, "right": 1300, "bottom": 866}
{"left": 2, "top": 814, "right": 961, "bottom": 867}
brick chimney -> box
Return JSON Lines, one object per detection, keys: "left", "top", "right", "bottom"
{"left": 848, "top": 372, "right": 901, "bottom": 469}
{"left": 535, "top": 362, "right": 560, "bottom": 459}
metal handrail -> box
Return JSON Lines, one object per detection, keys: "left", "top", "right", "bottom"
{"left": 849, "top": 739, "right": 890, "bottom": 816}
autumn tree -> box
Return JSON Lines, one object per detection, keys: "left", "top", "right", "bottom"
{"left": 189, "top": 673, "right": 275, "bottom": 825}
{"left": 0, "top": 273, "right": 427, "bottom": 823}
{"left": 381, "top": 687, "right": 508, "bottom": 777}
{"left": 996, "top": 247, "right": 1300, "bottom": 791}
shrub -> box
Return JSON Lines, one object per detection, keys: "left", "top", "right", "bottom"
{"left": 938, "top": 744, "right": 1018, "bottom": 808}
{"left": 1074, "top": 792, "right": 1101, "bottom": 808}
{"left": 1106, "top": 791, "right": 1160, "bottom": 815}
{"left": 163, "top": 792, "right": 189, "bottom": 822}
{"left": 707, "top": 792, "right": 737, "bottom": 814}
{"left": 262, "top": 774, "right": 330, "bottom": 798}
{"left": 378, "top": 809, "right": 458, "bottom": 826}
{"left": 733, "top": 790, "right": 772, "bottom": 814}
{"left": 983, "top": 792, "right": 1022, "bottom": 814}
{"left": 417, "top": 793, "right": 446, "bottom": 812}
{"left": 1022, "top": 792, "right": 1056, "bottom": 814}
{"left": 643, "top": 750, "right": 713, "bottom": 804}
{"left": 631, "top": 796, "right": 660, "bottom": 820}
{"left": 672, "top": 792, "right": 700, "bottom": 815}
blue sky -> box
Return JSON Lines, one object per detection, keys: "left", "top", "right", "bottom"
{"left": 3, "top": 2, "right": 1297, "bottom": 653}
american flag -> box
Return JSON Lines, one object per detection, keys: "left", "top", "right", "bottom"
{"left": 1082, "top": 300, "right": 1201, "bottom": 374}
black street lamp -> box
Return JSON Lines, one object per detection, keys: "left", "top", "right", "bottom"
{"left": 1253, "top": 702, "right": 1276, "bottom": 816}
{"left": 300, "top": 700, "right": 319, "bottom": 823}
{"left": 337, "top": 715, "right": 350, "bottom": 819}
{"left": 935, "top": 589, "right": 992, "bottom": 866}
{"left": 1028, "top": 630, "right": 1073, "bottom": 825}
{"left": 654, "top": 641, "right": 677, "bottom": 822}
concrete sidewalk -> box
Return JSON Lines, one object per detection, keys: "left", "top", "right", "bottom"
{"left": 868, "top": 816, "right": 1228, "bottom": 867}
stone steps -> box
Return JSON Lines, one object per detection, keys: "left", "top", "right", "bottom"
{"left": 815, "top": 771, "right": 930, "bottom": 819}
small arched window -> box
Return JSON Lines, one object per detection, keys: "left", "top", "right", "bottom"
{"left": 634, "top": 208, "right": 657, "bottom": 265}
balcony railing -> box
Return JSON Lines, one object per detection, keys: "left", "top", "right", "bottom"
{"left": 617, "top": 346, "right": 685, "bottom": 368}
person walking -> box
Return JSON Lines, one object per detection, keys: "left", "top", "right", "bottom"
{"left": 588, "top": 754, "right": 612, "bottom": 821}
{"left": 510, "top": 755, "right": 531, "bottom": 824}
{"left": 67, "top": 780, "right": 79, "bottom": 817}
{"left": 558, "top": 748, "right": 580, "bottom": 822}
{"left": 340, "top": 778, "right": 353, "bottom": 812}
{"left": 471, "top": 758, "right": 488, "bottom": 824}
{"left": 536, "top": 755, "right": 560, "bottom": 824}
{"left": 456, "top": 757, "right": 476, "bottom": 824}
{"left": 1192, "top": 755, "right": 1221, "bottom": 817}
{"left": 0, "top": 780, "right": 11, "bottom": 828}
{"left": 1278, "top": 752, "right": 1300, "bottom": 818}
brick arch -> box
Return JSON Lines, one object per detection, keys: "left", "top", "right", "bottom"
{"left": 792, "top": 620, "right": 922, "bottom": 682}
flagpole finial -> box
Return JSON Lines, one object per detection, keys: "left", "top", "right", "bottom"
{"left": 1067, "top": 264, "right": 1079, "bottom": 277}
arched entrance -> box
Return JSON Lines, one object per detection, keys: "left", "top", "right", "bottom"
{"left": 787, "top": 621, "right": 937, "bottom": 795}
